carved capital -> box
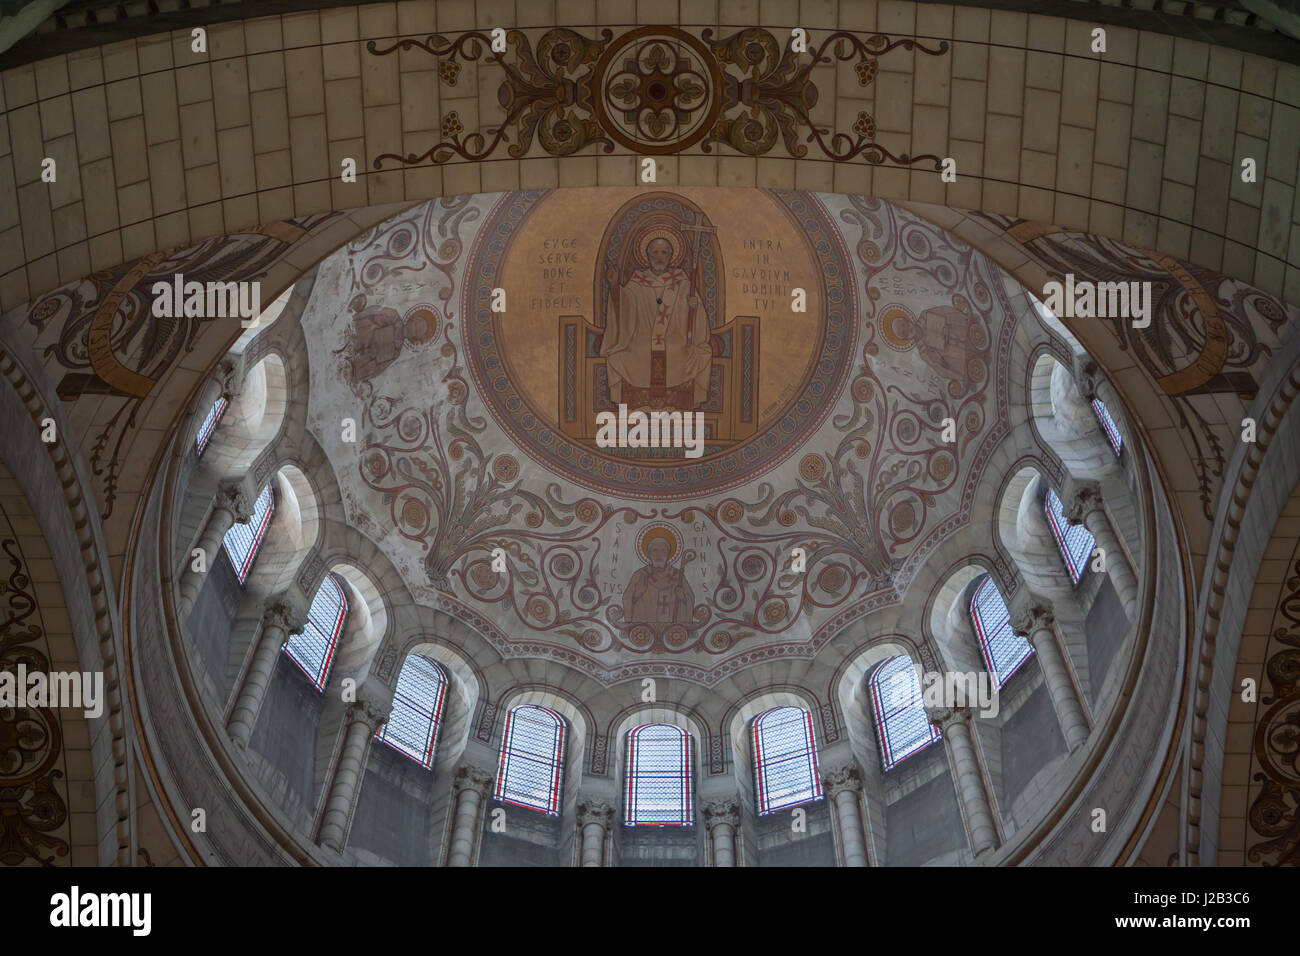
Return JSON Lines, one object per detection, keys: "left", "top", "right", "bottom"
{"left": 1009, "top": 593, "right": 1055, "bottom": 640}
{"left": 453, "top": 765, "right": 494, "bottom": 796}
{"left": 215, "top": 478, "right": 255, "bottom": 524}
{"left": 1062, "top": 476, "right": 1103, "bottom": 526}
{"left": 823, "top": 764, "right": 862, "bottom": 797}
{"left": 1071, "top": 356, "right": 1101, "bottom": 402}
{"left": 576, "top": 800, "right": 614, "bottom": 828}
{"left": 347, "top": 699, "right": 390, "bottom": 731}
{"left": 702, "top": 798, "right": 741, "bottom": 829}
{"left": 262, "top": 596, "right": 308, "bottom": 638}
{"left": 215, "top": 357, "right": 239, "bottom": 400}
{"left": 926, "top": 705, "right": 973, "bottom": 731}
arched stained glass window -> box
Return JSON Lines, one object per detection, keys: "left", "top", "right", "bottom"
{"left": 870, "top": 655, "right": 940, "bottom": 770}
{"left": 195, "top": 396, "right": 227, "bottom": 455}
{"left": 1044, "top": 487, "right": 1095, "bottom": 584}
{"left": 971, "top": 576, "right": 1032, "bottom": 687}
{"left": 1091, "top": 398, "right": 1123, "bottom": 456}
{"left": 284, "top": 572, "right": 347, "bottom": 691}
{"left": 222, "top": 484, "right": 273, "bottom": 585}
{"left": 752, "top": 706, "right": 822, "bottom": 814}
{"left": 624, "top": 724, "right": 693, "bottom": 827}
{"left": 375, "top": 654, "right": 447, "bottom": 769}
{"left": 494, "top": 705, "right": 566, "bottom": 815}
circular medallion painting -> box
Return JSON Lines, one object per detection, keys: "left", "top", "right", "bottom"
{"left": 462, "top": 186, "right": 858, "bottom": 499}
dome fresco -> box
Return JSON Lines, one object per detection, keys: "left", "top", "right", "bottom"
{"left": 302, "top": 188, "right": 1022, "bottom": 682}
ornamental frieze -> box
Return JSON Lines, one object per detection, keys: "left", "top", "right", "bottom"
{"left": 367, "top": 26, "right": 949, "bottom": 169}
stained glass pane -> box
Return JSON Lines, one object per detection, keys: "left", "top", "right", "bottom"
{"left": 871, "top": 655, "right": 941, "bottom": 770}
{"left": 284, "top": 573, "right": 347, "bottom": 691}
{"left": 222, "top": 484, "right": 273, "bottom": 585}
{"left": 196, "top": 397, "right": 227, "bottom": 455}
{"left": 752, "top": 706, "right": 822, "bottom": 814}
{"left": 1045, "top": 487, "right": 1095, "bottom": 585}
{"left": 971, "top": 576, "right": 1033, "bottom": 688}
{"left": 624, "top": 724, "right": 693, "bottom": 826}
{"left": 375, "top": 655, "right": 446, "bottom": 769}
{"left": 1092, "top": 398, "right": 1123, "bottom": 456}
{"left": 494, "top": 705, "right": 565, "bottom": 814}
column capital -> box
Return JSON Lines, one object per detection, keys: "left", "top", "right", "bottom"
{"left": 702, "top": 799, "right": 741, "bottom": 829}
{"left": 926, "top": 705, "right": 975, "bottom": 731}
{"left": 453, "top": 765, "right": 494, "bottom": 796}
{"left": 576, "top": 800, "right": 614, "bottom": 828}
{"left": 1009, "top": 592, "right": 1055, "bottom": 640}
{"left": 1062, "top": 476, "right": 1104, "bottom": 526}
{"left": 347, "top": 699, "right": 390, "bottom": 731}
{"left": 215, "top": 357, "right": 240, "bottom": 401}
{"left": 263, "top": 595, "right": 308, "bottom": 638}
{"left": 215, "top": 478, "right": 255, "bottom": 524}
{"left": 823, "top": 764, "right": 863, "bottom": 797}
{"left": 1071, "top": 356, "right": 1101, "bottom": 402}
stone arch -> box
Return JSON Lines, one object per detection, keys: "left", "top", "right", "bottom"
{"left": 833, "top": 635, "right": 957, "bottom": 865}
{"left": 833, "top": 636, "right": 926, "bottom": 776}
{"left": 382, "top": 640, "right": 478, "bottom": 775}
{"left": 724, "top": 688, "right": 824, "bottom": 816}
{"left": 610, "top": 705, "right": 710, "bottom": 802}
{"left": 495, "top": 688, "right": 592, "bottom": 825}
{"left": 926, "top": 559, "right": 1004, "bottom": 676}
{"left": 0, "top": 460, "right": 115, "bottom": 865}
{"left": 995, "top": 463, "right": 1070, "bottom": 597}
{"left": 241, "top": 463, "right": 321, "bottom": 598}
{"left": 201, "top": 352, "right": 289, "bottom": 478}
{"left": 1024, "top": 292, "right": 1088, "bottom": 357}
{"left": 319, "top": 560, "right": 390, "bottom": 691}
{"left": 338, "top": 626, "right": 488, "bottom": 866}
{"left": 1028, "top": 349, "right": 1120, "bottom": 481}
{"left": 1011, "top": 470, "right": 1083, "bottom": 599}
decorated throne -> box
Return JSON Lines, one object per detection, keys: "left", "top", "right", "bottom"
{"left": 557, "top": 192, "right": 759, "bottom": 455}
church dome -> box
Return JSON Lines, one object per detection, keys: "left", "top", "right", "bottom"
{"left": 139, "top": 187, "right": 1182, "bottom": 866}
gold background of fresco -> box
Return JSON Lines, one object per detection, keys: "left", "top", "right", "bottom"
{"left": 496, "top": 187, "right": 824, "bottom": 432}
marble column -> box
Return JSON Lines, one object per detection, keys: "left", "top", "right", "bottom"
{"left": 318, "top": 700, "right": 390, "bottom": 852}
{"left": 1065, "top": 478, "right": 1139, "bottom": 617}
{"left": 446, "top": 766, "right": 493, "bottom": 867}
{"left": 703, "top": 799, "right": 741, "bottom": 867}
{"left": 824, "top": 765, "right": 869, "bottom": 867}
{"left": 576, "top": 800, "right": 613, "bottom": 867}
{"left": 177, "top": 479, "right": 252, "bottom": 618}
{"left": 227, "top": 596, "right": 307, "bottom": 747}
{"left": 1010, "top": 596, "right": 1090, "bottom": 752}
{"left": 928, "top": 706, "right": 998, "bottom": 857}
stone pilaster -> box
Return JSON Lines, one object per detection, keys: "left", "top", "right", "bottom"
{"left": 227, "top": 595, "right": 307, "bottom": 747}
{"left": 1064, "top": 477, "right": 1138, "bottom": 616}
{"left": 824, "top": 764, "right": 869, "bottom": 867}
{"left": 446, "top": 766, "right": 494, "bottom": 867}
{"left": 927, "top": 705, "right": 998, "bottom": 857}
{"left": 1009, "top": 594, "right": 1090, "bottom": 752}
{"left": 702, "top": 799, "right": 742, "bottom": 867}
{"left": 318, "top": 699, "right": 390, "bottom": 852}
{"left": 575, "top": 800, "right": 614, "bottom": 867}
{"left": 177, "top": 479, "right": 253, "bottom": 618}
